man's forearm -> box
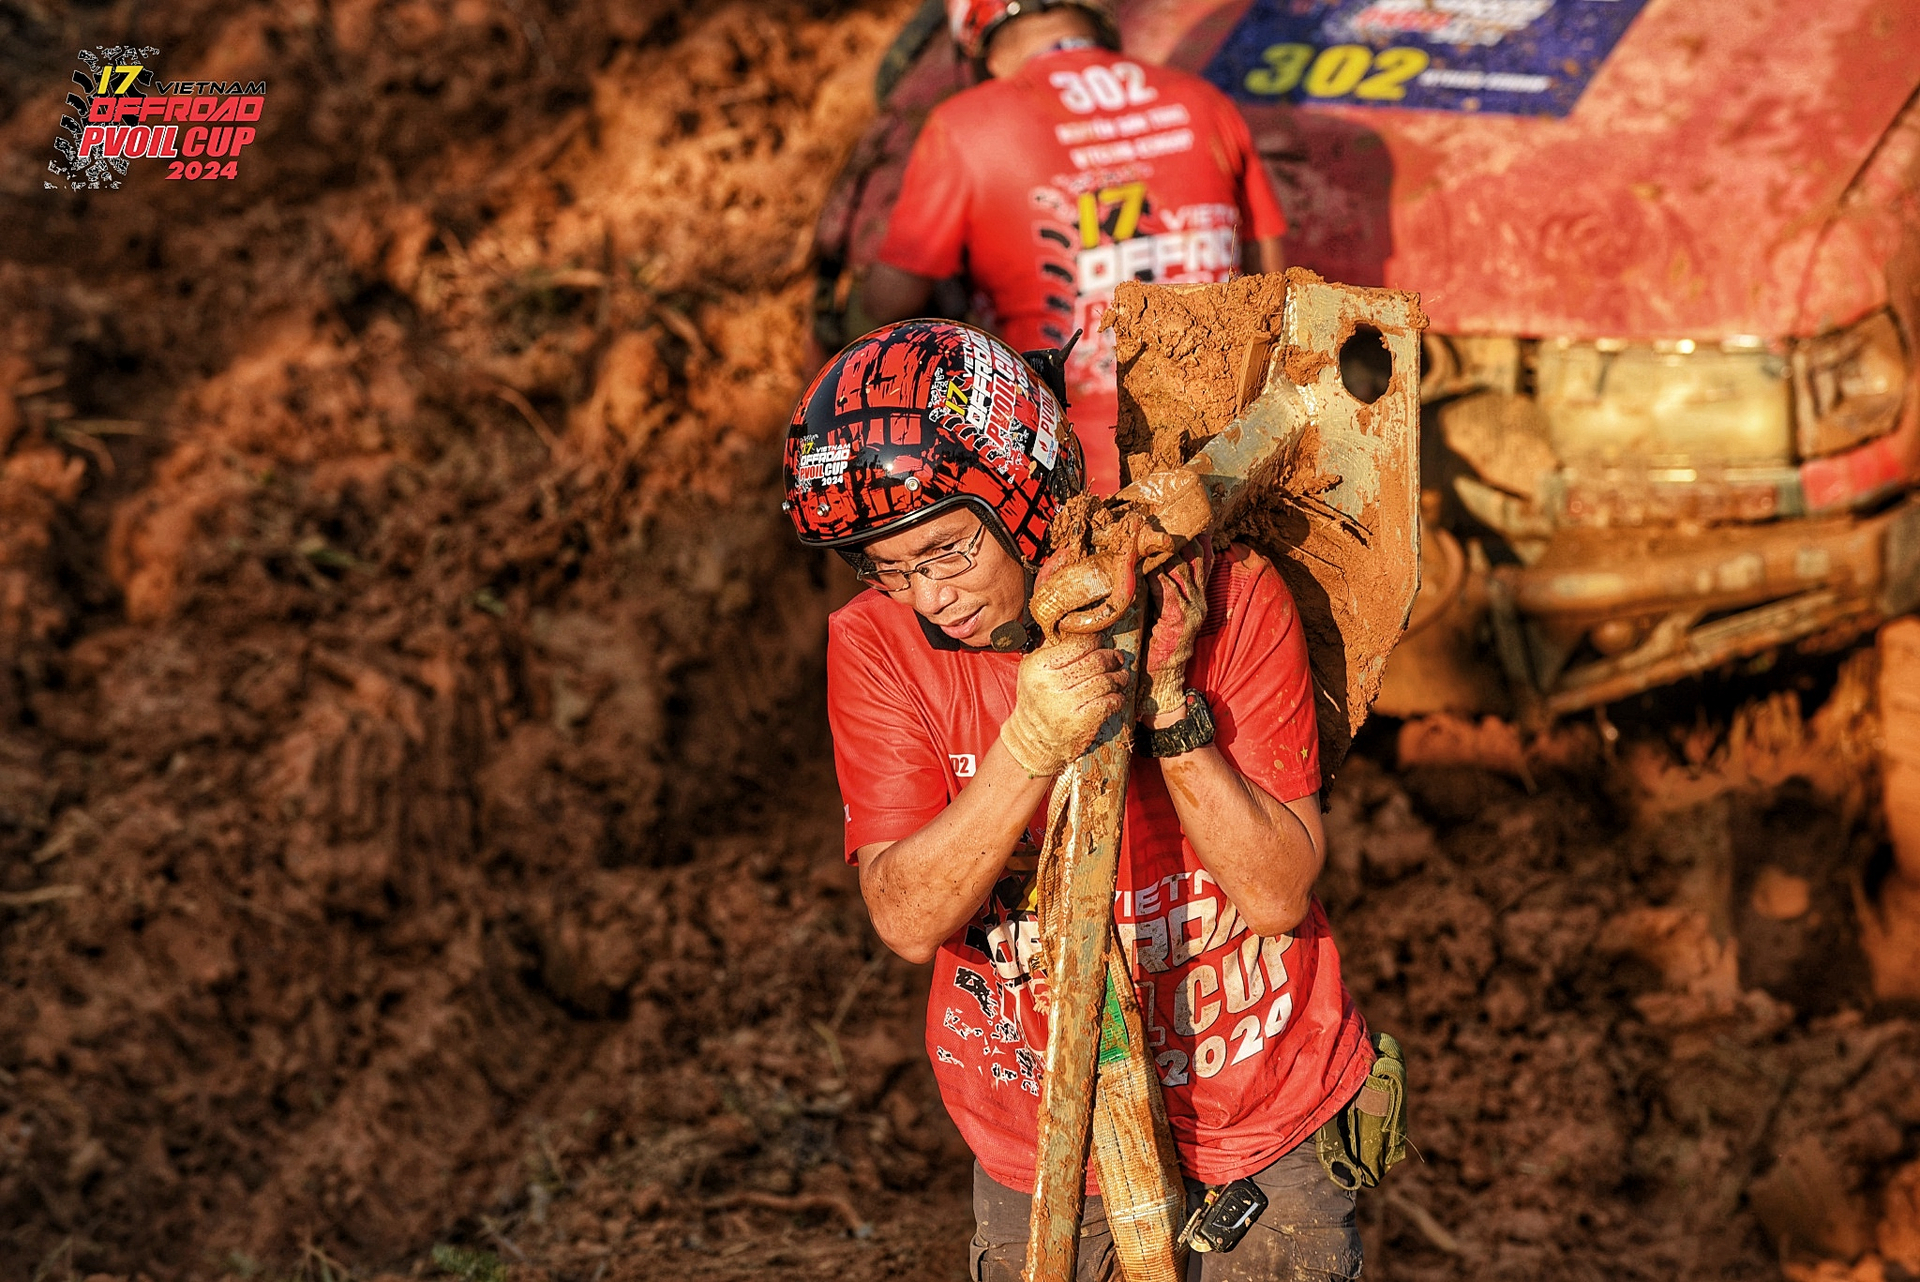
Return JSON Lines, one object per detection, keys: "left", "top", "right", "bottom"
{"left": 857, "top": 739, "right": 1053, "bottom": 963}
{"left": 1158, "top": 743, "right": 1323, "bottom": 937}
{"left": 1254, "top": 234, "right": 1286, "bottom": 276}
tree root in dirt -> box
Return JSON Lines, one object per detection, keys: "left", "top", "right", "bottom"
{"left": 709, "top": 1191, "right": 873, "bottom": 1237}
{"left": 1382, "top": 1189, "right": 1467, "bottom": 1258}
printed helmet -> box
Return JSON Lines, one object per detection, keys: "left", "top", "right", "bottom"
{"left": 782, "top": 320, "right": 1084, "bottom": 567}
{"left": 945, "top": 0, "right": 1120, "bottom": 63}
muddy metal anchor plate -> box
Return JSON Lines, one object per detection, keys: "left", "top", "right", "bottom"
{"left": 1110, "top": 268, "right": 1427, "bottom": 770}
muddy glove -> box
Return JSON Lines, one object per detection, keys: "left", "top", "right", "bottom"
{"left": 1141, "top": 535, "right": 1215, "bottom": 721}
{"left": 997, "top": 633, "right": 1128, "bottom": 778}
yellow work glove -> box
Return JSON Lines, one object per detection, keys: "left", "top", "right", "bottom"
{"left": 997, "top": 632, "right": 1128, "bottom": 778}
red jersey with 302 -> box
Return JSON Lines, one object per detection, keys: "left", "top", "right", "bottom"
{"left": 878, "top": 47, "right": 1288, "bottom": 495}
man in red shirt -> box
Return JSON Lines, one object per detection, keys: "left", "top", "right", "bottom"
{"left": 784, "top": 319, "right": 1370, "bottom": 1280}
{"left": 861, "top": 0, "right": 1289, "bottom": 497}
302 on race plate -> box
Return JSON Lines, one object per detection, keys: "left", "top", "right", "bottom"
{"left": 1203, "top": 0, "right": 1652, "bottom": 117}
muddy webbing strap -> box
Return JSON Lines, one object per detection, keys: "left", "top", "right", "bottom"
{"left": 1090, "top": 933, "right": 1187, "bottom": 1282}
{"left": 1030, "top": 779, "right": 1186, "bottom": 1282}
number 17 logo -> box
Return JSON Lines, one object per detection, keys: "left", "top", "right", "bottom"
{"left": 94, "top": 65, "right": 144, "bottom": 93}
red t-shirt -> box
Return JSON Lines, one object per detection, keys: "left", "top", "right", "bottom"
{"left": 878, "top": 48, "right": 1289, "bottom": 497}
{"left": 826, "top": 545, "right": 1371, "bottom": 1192}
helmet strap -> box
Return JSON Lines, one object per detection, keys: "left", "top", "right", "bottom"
{"left": 991, "top": 564, "right": 1043, "bottom": 652}
{"left": 1021, "top": 328, "right": 1081, "bottom": 411}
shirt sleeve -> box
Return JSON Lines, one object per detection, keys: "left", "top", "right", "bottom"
{"left": 1208, "top": 87, "right": 1288, "bottom": 243}
{"left": 1199, "top": 546, "right": 1319, "bottom": 803}
{"left": 826, "top": 609, "right": 955, "bottom": 862}
{"left": 876, "top": 107, "right": 972, "bottom": 281}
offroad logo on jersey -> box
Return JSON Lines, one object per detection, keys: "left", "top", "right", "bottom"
{"left": 1027, "top": 186, "right": 1244, "bottom": 408}
{"left": 47, "top": 47, "right": 267, "bottom": 191}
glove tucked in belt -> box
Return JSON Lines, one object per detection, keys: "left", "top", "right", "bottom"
{"left": 1315, "top": 1030, "right": 1409, "bottom": 1191}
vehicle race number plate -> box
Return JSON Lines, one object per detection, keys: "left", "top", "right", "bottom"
{"left": 1202, "top": 0, "right": 1651, "bottom": 118}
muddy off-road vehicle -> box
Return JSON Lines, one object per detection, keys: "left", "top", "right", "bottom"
{"left": 812, "top": 0, "right": 1920, "bottom": 727}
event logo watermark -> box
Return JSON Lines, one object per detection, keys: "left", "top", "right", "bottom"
{"left": 47, "top": 46, "right": 267, "bottom": 191}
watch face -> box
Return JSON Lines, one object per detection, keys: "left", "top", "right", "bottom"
{"left": 1178, "top": 691, "right": 1215, "bottom": 749}
{"left": 1192, "top": 693, "right": 1214, "bottom": 735}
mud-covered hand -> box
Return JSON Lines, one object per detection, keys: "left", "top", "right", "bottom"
{"left": 997, "top": 633, "right": 1129, "bottom": 777}
{"left": 1142, "top": 535, "right": 1214, "bottom": 721}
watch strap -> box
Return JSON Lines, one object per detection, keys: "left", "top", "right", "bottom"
{"left": 1138, "top": 690, "right": 1215, "bottom": 758}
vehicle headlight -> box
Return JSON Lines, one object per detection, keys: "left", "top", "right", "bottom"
{"left": 1535, "top": 339, "right": 1793, "bottom": 468}
{"left": 1792, "top": 309, "right": 1908, "bottom": 460}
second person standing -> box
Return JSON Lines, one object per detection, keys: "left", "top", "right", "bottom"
{"left": 862, "top": 0, "right": 1289, "bottom": 496}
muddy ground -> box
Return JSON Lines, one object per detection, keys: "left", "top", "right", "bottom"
{"left": 1, "top": 2, "right": 1916, "bottom": 1280}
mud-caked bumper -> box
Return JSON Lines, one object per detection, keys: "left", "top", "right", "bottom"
{"left": 1493, "top": 496, "right": 1920, "bottom": 716}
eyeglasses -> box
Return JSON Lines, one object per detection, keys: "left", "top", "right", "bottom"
{"left": 860, "top": 522, "right": 989, "bottom": 593}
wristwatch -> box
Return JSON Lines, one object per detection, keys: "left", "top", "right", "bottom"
{"left": 1138, "top": 690, "right": 1215, "bottom": 758}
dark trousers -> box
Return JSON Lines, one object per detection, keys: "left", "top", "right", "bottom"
{"left": 969, "top": 1139, "right": 1362, "bottom": 1281}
